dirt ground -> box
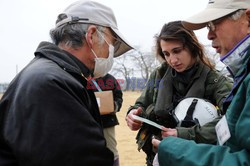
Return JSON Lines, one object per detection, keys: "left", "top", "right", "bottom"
{"left": 116, "top": 91, "right": 146, "bottom": 166}
{"left": 0, "top": 91, "right": 146, "bottom": 165}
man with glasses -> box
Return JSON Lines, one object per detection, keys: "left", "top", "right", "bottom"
{"left": 0, "top": 0, "right": 133, "bottom": 165}
{"left": 153, "top": 0, "right": 250, "bottom": 165}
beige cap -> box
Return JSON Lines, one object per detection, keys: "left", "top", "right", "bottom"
{"left": 182, "top": 0, "right": 250, "bottom": 30}
{"left": 56, "top": 0, "right": 133, "bottom": 57}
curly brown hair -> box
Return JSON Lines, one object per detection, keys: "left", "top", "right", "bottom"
{"left": 155, "top": 21, "right": 214, "bottom": 69}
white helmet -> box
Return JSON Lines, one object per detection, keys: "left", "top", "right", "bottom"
{"left": 173, "top": 97, "right": 219, "bottom": 127}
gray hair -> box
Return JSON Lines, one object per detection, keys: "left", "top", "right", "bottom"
{"left": 96, "top": 26, "right": 105, "bottom": 46}
{"left": 230, "top": 9, "right": 245, "bottom": 21}
{"left": 50, "top": 13, "right": 105, "bottom": 49}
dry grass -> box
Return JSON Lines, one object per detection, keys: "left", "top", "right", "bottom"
{"left": 116, "top": 91, "right": 146, "bottom": 166}
{"left": 0, "top": 91, "right": 146, "bottom": 165}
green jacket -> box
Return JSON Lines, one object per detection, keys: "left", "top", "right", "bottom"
{"left": 128, "top": 62, "right": 232, "bottom": 144}
{"left": 158, "top": 36, "right": 250, "bottom": 166}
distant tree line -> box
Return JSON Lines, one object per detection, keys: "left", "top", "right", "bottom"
{"left": 0, "top": 45, "right": 230, "bottom": 93}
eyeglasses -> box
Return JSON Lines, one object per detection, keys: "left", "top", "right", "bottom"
{"left": 206, "top": 17, "right": 225, "bottom": 32}
{"left": 109, "top": 34, "right": 122, "bottom": 53}
{"left": 98, "top": 29, "right": 122, "bottom": 53}
{"left": 206, "top": 21, "right": 216, "bottom": 31}
{"left": 206, "top": 12, "right": 235, "bottom": 32}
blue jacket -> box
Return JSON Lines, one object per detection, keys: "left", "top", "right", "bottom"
{"left": 158, "top": 38, "right": 250, "bottom": 166}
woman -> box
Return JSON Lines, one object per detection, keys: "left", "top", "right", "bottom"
{"left": 126, "top": 21, "right": 232, "bottom": 166}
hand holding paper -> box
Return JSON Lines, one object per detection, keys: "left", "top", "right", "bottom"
{"left": 132, "top": 115, "right": 163, "bottom": 130}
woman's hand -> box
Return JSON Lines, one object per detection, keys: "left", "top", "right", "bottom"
{"left": 125, "top": 107, "right": 143, "bottom": 131}
{"left": 161, "top": 126, "right": 178, "bottom": 138}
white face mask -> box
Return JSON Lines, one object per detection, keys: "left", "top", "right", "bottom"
{"left": 86, "top": 30, "right": 115, "bottom": 78}
{"left": 92, "top": 44, "right": 114, "bottom": 78}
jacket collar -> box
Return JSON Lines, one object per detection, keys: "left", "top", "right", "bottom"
{"left": 35, "top": 41, "right": 91, "bottom": 80}
{"left": 221, "top": 34, "right": 250, "bottom": 78}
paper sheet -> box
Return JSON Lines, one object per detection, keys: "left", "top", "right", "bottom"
{"left": 132, "top": 115, "right": 163, "bottom": 130}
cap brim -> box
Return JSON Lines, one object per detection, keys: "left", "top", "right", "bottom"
{"left": 182, "top": 8, "right": 238, "bottom": 30}
{"left": 111, "top": 27, "right": 133, "bottom": 57}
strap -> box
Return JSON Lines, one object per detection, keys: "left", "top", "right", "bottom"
{"left": 183, "top": 99, "right": 198, "bottom": 121}
{"left": 91, "top": 80, "right": 102, "bottom": 92}
{"left": 154, "top": 63, "right": 210, "bottom": 118}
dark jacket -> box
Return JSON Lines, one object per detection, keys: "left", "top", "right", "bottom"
{"left": 92, "top": 74, "right": 123, "bottom": 128}
{"left": 0, "top": 42, "right": 113, "bottom": 166}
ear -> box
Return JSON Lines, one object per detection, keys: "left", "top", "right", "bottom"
{"left": 246, "top": 9, "right": 250, "bottom": 34}
{"left": 85, "top": 25, "right": 97, "bottom": 49}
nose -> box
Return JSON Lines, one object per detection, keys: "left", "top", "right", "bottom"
{"left": 207, "top": 29, "right": 216, "bottom": 41}
{"left": 169, "top": 55, "right": 178, "bottom": 65}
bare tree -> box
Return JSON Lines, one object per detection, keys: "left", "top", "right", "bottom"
{"left": 132, "top": 49, "right": 159, "bottom": 81}
{"left": 111, "top": 47, "right": 160, "bottom": 91}
{"left": 111, "top": 50, "right": 135, "bottom": 90}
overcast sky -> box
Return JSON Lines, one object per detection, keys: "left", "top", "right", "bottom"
{"left": 0, "top": 0, "right": 211, "bottom": 82}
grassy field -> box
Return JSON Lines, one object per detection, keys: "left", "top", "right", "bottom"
{"left": 0, "top": 91, "right": 146, "bottom": 165}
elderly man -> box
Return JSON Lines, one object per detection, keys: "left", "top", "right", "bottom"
{"left": 0, "top": 0, "right": 132, "bottom": 165}
{"left": 153, "top": 0, "right": 250, "bottom": 165}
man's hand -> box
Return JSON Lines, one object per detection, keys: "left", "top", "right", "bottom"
{"left": 161, "top": 126, "right": 177, "bottom": 138}
{"left": 151, "top": 138, "right": 161, "bottom": 152}
{"left": 125, "top": 107, "right": 143, "bottom": 131}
